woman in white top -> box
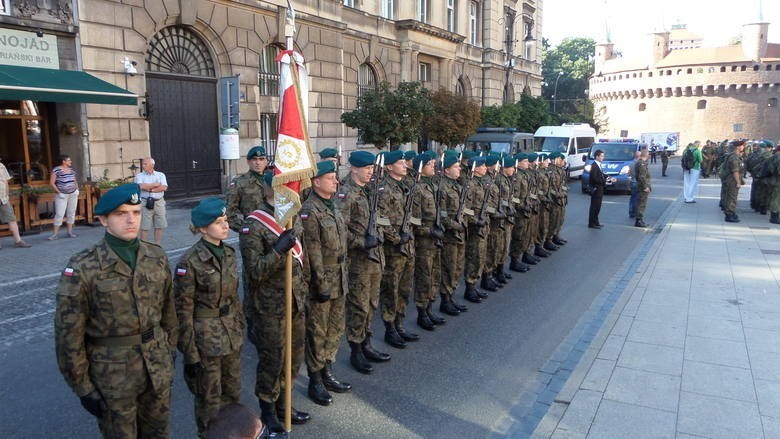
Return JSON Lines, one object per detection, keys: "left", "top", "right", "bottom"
{"left": 48, "top": 154, "right": 79, "bottom": 240}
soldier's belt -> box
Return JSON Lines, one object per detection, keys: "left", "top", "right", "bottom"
{"left": 195, "top": 304, "right": 232, "bottom": 319}
{"left": 323, "top": 255, "right": 346, "bottom": 264}
{"left": 87, "top": 326, "right": 163, "bottom": 347}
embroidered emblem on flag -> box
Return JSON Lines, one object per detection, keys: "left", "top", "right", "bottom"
{"left": 63, "top": 267, "right": 74, "bottom": 277}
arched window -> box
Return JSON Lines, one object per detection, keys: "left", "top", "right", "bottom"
{"left": 259, "top": 45, "right": 281, "bottom": 96}
{"left": 456, "top": 77, "right": 466, "bottom": 96}
{"left": 358, "top": 63, "right": 378, "bottom": 100}
{"left": 146, "top": 26, "right": 215, "bottom": 76}
{"left": 697, "top": 99, "right": 707, "bottom": 109}
{"left": 638, "top": 103, "right": 646, "bottom": 111}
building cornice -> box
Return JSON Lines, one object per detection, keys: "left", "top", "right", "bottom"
{"left": 394, "top": 19, "right": 465, "bottom": 44}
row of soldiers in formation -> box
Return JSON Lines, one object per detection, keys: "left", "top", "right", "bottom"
{"left": 717, "top": 139, "right": 780, "bottom": 223}
{"left": 53, "top": 144, "right": 571, "bottom": 438}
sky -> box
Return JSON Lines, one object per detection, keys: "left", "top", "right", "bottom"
{"left": 543, "top": 0, "right": 779, "bottom": 56}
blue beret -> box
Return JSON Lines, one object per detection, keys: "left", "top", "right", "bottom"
{"left": 383, "top": 150, "right": 404, "bottom": 165}
{"left": 468, "top": 156, "right": 486, "bottom": 167}
{"left": 485, "top": 155, "right": 500, "bottom": 166}
{"left": 314, "top": 160, "right": 337, "bottom": 178}
{"left": 502, "top": 157, "right": 517, "bottom": 167}
{"left": 443, "top": 154, "right": 459, "bottom": 169}
{"left": 94, "top": 183, "right": 141, "bottom": 215}
{"left": 349, "top": 150, "right": 375, "bottom": 167}
{"left": 247, "top": 146, "right": 266, "bottom": 159}
{"left": 527, "top": 152, "right": 539, "bottom": 162}
{"left": 412, "top": 152, "right": 434, "bottom": 170}
{"left": 404, "top": 150, "right": 417, "bottom": 161}
{"left": 191, "top": 197, "right": 226, "bottom": 228}
{"left": 319, "top": 148, "right": 339, "bottom": 159}
{"left": 515, "top": 153, "right": 528, "bottom": 161}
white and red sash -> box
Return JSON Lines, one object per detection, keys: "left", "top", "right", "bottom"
{"left": 246, "top": 209, "right": 304, "bottom": 267}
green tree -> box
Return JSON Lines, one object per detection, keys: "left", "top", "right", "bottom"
{"left": 542, "top": 37, "right": 596, "bottom": 124}
{"left": 341, "top": 81, "right": 432, "bottom": 149}
{"left": 423, "top": 88, "right": 481, "bottom": 149}
{"left": 480, "top": 92, "right": 551, "bottom": 133}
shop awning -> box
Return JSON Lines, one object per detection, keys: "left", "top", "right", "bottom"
{"left": 0, "top": 64, "right": 138, "bottom": 105}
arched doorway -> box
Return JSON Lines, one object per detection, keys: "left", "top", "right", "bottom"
{"left": 145, "top": 26, "right": 220, "bottom": 198}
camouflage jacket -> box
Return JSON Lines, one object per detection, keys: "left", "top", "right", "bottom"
{"left": 636, "top": 159, "right": 652, "bottom": 191}
{"left": 225, "top": 171, "right": 268, "bottom": 232}
{"left": 54, "top": 239, "right": 177, "bottom": 398}
{"left": 174, "top": 239, "right": 244, "bottom": 365}
{"left": 439, "top": 176, "right": 467, "bottom": 243}
{"left": 239, "top": 204, "right": 307, "bottom": 314}
{"left": 513, "top": 169, "right": 531, "bottom": 217}
{"left": 300, "top": 193, "right": 349, "bottom": 299}
{"left": 536, "top": 168, "right": 552, "bottom": 205}
{"left": 336, "top": 177, "right": 385, "bottom": 266}
{"left": 413, "top": 176, "right": 438, "bottom": 237}
{"left": 496, "top": 173, "right": 514, "bottom": 219}
{"left": 380, "top": 175, "right": 412, "bottom": 251}
{"left": 465, "top": 175, "right": 487, "bottom": 226}
{"left": 720, "top": 153, "right": 745, "bottom": 182}
{"left": 484, "top": 172, "right": 501, "bottom": 220}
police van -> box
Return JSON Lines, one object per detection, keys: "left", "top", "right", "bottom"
{"left": 465, "top": 127, "right": 535, "bottom": 155}
{"left": 581, "top": 139, "right": 644, "bottom": 194}
{"left": 534, "top": 123, "right": 597, "bottom": 178}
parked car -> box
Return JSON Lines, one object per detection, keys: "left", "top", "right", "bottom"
{"left": 465, "top": 127, "right": 535, "bottom": 155}
{"left": 581, "top": 140, "right": 643, "bottom": 194}
{"left": 534, "top": 123, "right": 596, "bottom": 178}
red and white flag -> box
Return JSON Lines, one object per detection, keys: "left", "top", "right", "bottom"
{"left": 272, "top": 49, "right": 316, "bottom": 226}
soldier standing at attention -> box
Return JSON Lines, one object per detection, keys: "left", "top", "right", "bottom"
{"left": 490, "top": 156, "right": 516, "bottom": 284}
{"left": 174, "top": 198, "right": 244, "bottom": 437}
{"left": 403, "top": 150, "right": 418, "bottom": 183}
{"left": 55, "top": 183, "right": 178, "bottom": 438}
{"left": 508, "top": 153, "right": 532, "bottom": 273}
{"left": 634, "top": 149, "right": 652, "bottom": 228}
{"left": 438, "top": 153, "right": 469, "bottom": 315}
{"left": 660, "top": 146, "right": 670, "bottom": 177}
{"left": 463, "top": 156, "right": 490, "bottom": 303}
{"left": 379, "top": 150, "right": 420, "bottom": 348}
{"left": 535, "top": 155, "right": 554, "bottom": 257}
{"left": 412, "top": 151, "right": 447, "bottom": 331}
{"left": 225, "top": 146, "right": 269, "bottom": 232}
{"left": 768, "top": 144, "right": 780, "bottom": 224}
{"left": 336, "top": 151, "right": 391, "bottom": 375}
{"left": 720, "top": 140, "right": 747, "bottom": 223}
{"left": 550, "top": 153, "right": 569, "bottom": 246}
{"left": 239, "top": 175, "right": 309, "bottom": 432}
{"left": 301, "top": 161, "right": 351, "bottom": 405}
{"left": 481, "top": 154, "right": 503, "bottom": 292}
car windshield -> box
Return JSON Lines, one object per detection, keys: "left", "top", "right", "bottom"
{"left": 592, "top": 143, "right": 636, "bottom": 161}
{"left": 489, "top": 142, "right": 511, "bottom": 154}
{"left": 539, "top": 137, "right": 568, "bottom": 153}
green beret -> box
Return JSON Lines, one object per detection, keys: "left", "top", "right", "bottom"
{"left": 247, "top": 146, "right": 266, "bottom": 159}
{"left": 485, "top": 155, "right": 500, "bottom": 166}
{"left": 348, "top": 150, "right": 375, "bottom": 167}
{"left": 443, "top": 149, "right": 460, "bottom": 156}
{"left": 468, "top": 156, "right": 486, "bottom": 167}
{"left": 94, "top": 183, "right": 141, "bottom": 215}
{"left": 383, "top": 150, "right": 404, "bottom": 165}
{"left": 191, "top": 197, "right": 227, "bottom": 228}
{"left": 314, "top": 160, "right": 337, "bottom": 178}
{"left": 502, "top": 157, "right": 517, "bottom": 167}
{"left": 462, "top": 150, "right": 478, "bottom": 160}
{"left": 515, "top": 153, "right": 529, "bottom": 162}
{"left": 761, "top": 140, "right": 775, "bottom": 148}
{"left": 413, "top": 152, "right": 434, "bottom": 170}
{"left": 403, "top": 150, "right": 417, "bottom": 161}
{"left": 318, "top": 148, "right": 339, "bottom": 159}
{"left": 527, "top": 152, "right": 539, "bottom": 162}
{"left": 443, "top": 154, "right": 459, "bottom": 169}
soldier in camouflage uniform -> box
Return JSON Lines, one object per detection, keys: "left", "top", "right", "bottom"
{"left": 225, "top": 146, "right": 269, "bottom": 232}
{"left": 239, "top": 181, "right": 308, "bottom": 432}
{"left": 438, "top": 153, "right": 469, "bottom": 315}
{"left": 747, "top": 141, "right": 774, "bottom": 215}
{"left": 463, "top": 156, "right": 490, "bottom": 303}
{"left": 482, "top": 154, "right": 506, "bottom": 292}
{"left": 541, "top": 154, "right": 562, "bottom": 252}
{"left": 335, "top": 151, "right": 391, "bottom": 375}
{"left": 301, "top": 161, "right": 351, "bottom": 406}
{"left": 411, "top": 151, "right": 447, "bottom": 330}
{"left": 634, "top": 149, "right": 652, "bottom": 228}
{"left": 550, "top": 153, "right": 569, "bottom": 246}
{"left": 55, "top": 184, "right": 178, "bottom": 439}
{"left": 509, "top": 153, "right": 532, "bottom": 272}
{"left": 523, "top": 154, "right": 543, "bottom": 265}
{"left": 660, "top": 147, "right": 670, "bottom": 177}
{"left": 490, "top": 156, "right": 516, "bottom": 284}
{"left": 379, "top": 150, "right": 420, "bottom": 348}
{"left": 174, "top": 198, "right": 244, "bottom": 437}
{"left": 768, "top": 144, "right": 780, "bottom": 224}
{"left": 534, "top": 155, "right": 554, "bottom": 258}
{"left": 720, "top": 140, "right": 747, "bottom": 222}
{"left": 701, "top": 141, "right": 716, "bottom": 178}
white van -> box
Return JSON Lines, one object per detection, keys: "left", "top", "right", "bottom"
{"left": 534, "top": 123, "right": 597, "bottom": 178}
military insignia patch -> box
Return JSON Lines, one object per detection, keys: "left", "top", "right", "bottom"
{"left": 221, "top": 207, "right": 227, "bottom": 215}
{"left": 229, "top": 181, "right": 236, "bottom": 187}
{"left": 176, "top": 267, "right": 187, "bottom": 276}
{"left": 300, "top": 213, "right": 309, "bottom": 220}
{"left": 241, "top": 227, "right": 250, "bottom": 234}
{"left": 63, "top": 267, "right": 75, "bottom": 277}
{"left": 337, "top": 193, "right": 345, "bottom": 199}
{"left": 130, "top": 193, "right": 140, "bottom": 204}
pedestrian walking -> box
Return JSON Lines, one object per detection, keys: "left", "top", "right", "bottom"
{"left": 48, "top": 154, "right": 79, "bottom": 240}
{"left": 174, "top": 198, "right": 244, "bottom": 437}
{"left": 135, "top": 157, "right": 168, "bottom": 244}
{"left": 0, "top": 158, "right": 31, "bottom": 249}
{"left": 54, "top": 183, "right": 178, "bottom": 438}
{"left": 588, "top": 149, "right": 607, "bottom": 229}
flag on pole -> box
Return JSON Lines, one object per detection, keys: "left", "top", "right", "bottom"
{"left": 272, "top": 49, "right": 316, "bottom": 225}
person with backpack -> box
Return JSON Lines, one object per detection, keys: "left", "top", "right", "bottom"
{"left": 682, "top": 141, "right": 703, "bottom": 203}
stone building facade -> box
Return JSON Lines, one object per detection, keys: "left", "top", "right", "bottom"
{"left": 590, "top": 21, "right": 780, "bottom": 145}
{"left": 77, "top": 0, "right": 543, "bottom": 197}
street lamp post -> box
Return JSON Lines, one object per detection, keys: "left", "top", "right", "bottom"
{"left": 553, "top": 71, "right": 564, "bottom": 113}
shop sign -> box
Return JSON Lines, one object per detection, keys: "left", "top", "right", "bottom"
{"left": 0, "top": 28, "right": 59, "bottom": 69}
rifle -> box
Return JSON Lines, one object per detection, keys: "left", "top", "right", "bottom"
{"left": 453, "top": 161, "right": 475, "bottom": 243}
{"left": 432, "top": 158, "right": 445, "bottom": 248}
{"left": 365, "top": 154, "right": 385, "bottom": 263}
{"left": 399, "top": 160, "right": 422, "bottom": 257}
{"left": 493, "top": 173, "right": 507, "bottom": 231}
{"left": 475, "top": 175, "right": 491, "bottom": 238}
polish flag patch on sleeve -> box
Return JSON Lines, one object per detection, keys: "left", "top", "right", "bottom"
{"left": 337, "top": 193, "right": 346, "bottom": 199}
{"left": 63, "top": 267, "right": 75, "bottom": 277}
{"left": 241, "top": 227, "right": 250, "bottom": 234}
{"left": 300, "top": 213, "right": 309, "bottom": 220}
{"left": 176, "top": 267, "right": 187, "bottom": 277}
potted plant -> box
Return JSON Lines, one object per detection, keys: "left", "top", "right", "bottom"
{"left": 61, "top": 120, "right": 80, "bottom": 135}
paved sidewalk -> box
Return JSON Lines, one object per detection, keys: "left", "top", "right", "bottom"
{"left": 533, "top": 176, "right": 780, "bottom": 439}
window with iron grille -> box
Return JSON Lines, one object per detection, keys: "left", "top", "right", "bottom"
{"left": 259, "top": 45, "right": 280, "bottom": 96}
{"left": 260, "top": 113, "right": 278, "bottom": 162}
{"left": 147, "top": 26, "right": 215, "bottom": 76}
{"left": 358, "top": 63, "right": 378, "bottom": 101}
{"left": 446, "top": 0, "right": 456, "bottom": 32}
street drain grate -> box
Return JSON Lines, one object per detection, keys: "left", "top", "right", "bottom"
{"left": 761, "top": 249, "right": 780, "bottom": 255}
{"left": 750, "top": 226, "right": 771, "bottom": 230}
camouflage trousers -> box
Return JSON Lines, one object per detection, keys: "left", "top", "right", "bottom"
{"left": 306, "top": 295, "right": 345, "bottom": 373}
{"left": 486, "top": 219, "right": 508, "bottom": 271}
{"left": 414, "top": 236, "right": 441, "bottom": 308}
{"left": 440, "top": 239, "right": 465, "bottom": 297}
{"left": 770, "top": 182, "right": 780, "bottom": 212}
{"left": 250, "top": 303, "right": 305, "bottom": 403}
{"left": 346, "top": 255, "right": 382, "bottom": 344}
{"left": 636, "top": 190, "right": 649, "bottom": 221}
{"left": 380, "top": 245, "right": 415, "bottom": 322}
{"left": 98, "top": 372, "right": 171, "bottom": 439}
{"left": 550, "top": 201, "right": 566, "bottom": 237}
{"left": 184, "top": 350, "right": 241, "bottom": 436}
{"left": 525, "top": 211, "right": 539, "bottom": 251}
{"left": 536, "top": 207, "right": 550, "bottom": 245}
{"left": 721, "top": 178, "right": 740, "bottom": 216}
{"left": 464, "top": 225, "right": 489, "bottom": 285}
{"left": 509, "top": 215, "right": 529, "bottom": 260}
{"left": 753, "top": 179, "right": 771, "bottom": 212}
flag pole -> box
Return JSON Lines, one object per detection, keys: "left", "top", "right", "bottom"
{"left": 283, "top": 0, "right": 295, "bottom": 433}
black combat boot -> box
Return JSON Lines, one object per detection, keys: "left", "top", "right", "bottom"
{"left": 417, "top": 306, "right": 436, "bottom": 331}
{"left": 544, "top": 240, "right": 559, "bottom": 251}
{"left": 347, "top": 341, "right": 373, "bottom": 375}
{"left": 307, "top": 370, "right": 333, "bottom": 406}
{"left": 480, "top": 274, "right": 498, "bottom": 292}
{"left": 276, "top": 399, "right": 311, "bottom": 425}
{"left": 452, "top": 297, "right": 469, "bottom": 312}
{"left": 395, "top": 317, "right": 420, "bottom": 342}
{"left": 439, "top": 293, "right": 461, "bottom": 316}
{"left": 534, "top": 245, "right": 551, "bottom": 258}
{"left": 771, "top": 212, "right": 780, "bottom": 224}
{"left": 384, "top": 321, "right": 407, "bottom": 348}
{"left": 523, "top": 251, "right": 539, "bottom": 265}
{"left": 493, "top": 267, "right": 508, "bottom": 285}
{"left": 501, "top": 266, "right": 513, "bottom": 280}
{"left": 553, "top": 235, "right": 567, "bottom": 245}
{"left": 725, "top": 213, "right": 741, "bottom": 223}
{"left": 510, "top": 257, "right": 530, "bottom": 272}
{"left": 259, "top": 399, "right": 285, "bottom": 433}
{"left": 635, "top": 219, "right": 648, "bottom": 228}
{"left": 362, "top": 337, "right": 391, "bottom": 362}
{"left": 760, "top": 208, "right": 767, "bottom": 215}
{"left": 464, "top": 283, "right": 483, "bottom": 303}
{"left": 426, "top": 303, "right": 446, "bottom": 325}
{"left": 322, "top": 360, "right": 354, "bottom": 393}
